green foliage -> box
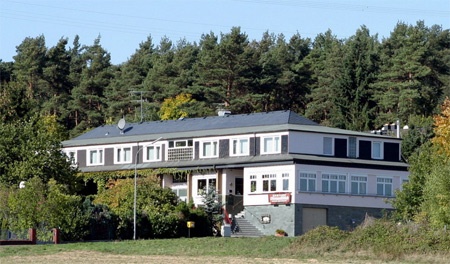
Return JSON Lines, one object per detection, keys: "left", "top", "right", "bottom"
{"left": 200, "top": 185, "right": 223, "bottom": 236}
{"left": 0, "top": 114, "right": 77, "bottom": 188}
{"left": 4, "top": 177, "right": 89, "bottom": 241}
{"left": 94, "top": 176, "right": 192, "bottom": 239}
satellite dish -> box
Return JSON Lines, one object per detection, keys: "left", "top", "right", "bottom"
{"left": 118, "top": 118, "right": 126, "bottom": 134}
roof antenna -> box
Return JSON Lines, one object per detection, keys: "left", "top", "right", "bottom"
{"left": 118, "top": 118, "right": 126, "bottom": 134}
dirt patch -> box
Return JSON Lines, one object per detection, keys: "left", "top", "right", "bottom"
{"left": 1, "top": 250, "right": 322, "bottom": 264}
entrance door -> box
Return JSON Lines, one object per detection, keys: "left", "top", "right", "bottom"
{"left": 235, "top": 178, "right": 243, "bottom": 195}
{"left": 302, "top": 208, "right": 327, "bottom": 234}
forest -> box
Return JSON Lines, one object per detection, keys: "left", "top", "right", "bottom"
{"left": 0, "top": 20, "right": 449, "bottom": 241}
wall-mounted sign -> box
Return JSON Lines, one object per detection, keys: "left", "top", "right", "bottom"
{"left": 268, "top": 193, "right": 291, "bottom": 204}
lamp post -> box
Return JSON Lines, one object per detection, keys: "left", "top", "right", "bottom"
{"left": 133, "top": 137, "right": 162, "bottom": 240}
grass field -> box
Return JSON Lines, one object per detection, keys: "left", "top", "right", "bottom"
{"left": 1, "top": 236, "right": 448, "bottom": 264}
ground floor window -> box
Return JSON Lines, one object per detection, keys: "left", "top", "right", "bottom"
{"left": 351, "top": 176, "right": 367, "bottom": 195}
{"left": 322, "top": 173, "right": 346, "bottom": 193}
{"left": 197, "top": 178, "right": 216, "bottom": 195}
{"left": 299, "top": 172, "right": 316, "bottom": 192}
{"left": 377, "top": 177, "right": 393, "bottom": 196}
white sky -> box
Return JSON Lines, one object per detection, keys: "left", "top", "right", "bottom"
{"left": 1, "top": 0, "right": 449, "bottom": 64}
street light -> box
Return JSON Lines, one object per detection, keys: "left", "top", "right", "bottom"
{"left": 133, "top": 137, "right": 162, "bottom": 240}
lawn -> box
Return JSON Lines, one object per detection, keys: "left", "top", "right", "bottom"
{"left": 0, "top": 236, "right": 448, "bottom": 263}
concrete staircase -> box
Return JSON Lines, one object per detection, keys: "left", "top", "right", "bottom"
{"left": 231, "top": 212, "right": 264, "bottom": 238}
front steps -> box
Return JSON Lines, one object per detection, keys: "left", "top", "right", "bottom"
{"left": 230, "top": 212, "right": 264, "bottom": 238}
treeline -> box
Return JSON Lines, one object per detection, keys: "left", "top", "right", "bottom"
{"left": 0, "top": 21, "right": 449, "bottom": 138}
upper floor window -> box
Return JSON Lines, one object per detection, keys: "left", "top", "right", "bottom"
{"left": 231, "top": 138, "right": 249, "bottom": 156}
{"left": 144, "top": 145, "right": 161, "bottom": 162}
{"left": 88, "top": 148, "right": 104, "bottom": 166}
{"left": 323, "top": 137, "right": 333, "bottom": 155}
{"left": 322, "top": 173, "right": 346, "bottom": 193}
{"left": 201, "top": 140, "right": 219, "bottom": 158}
{"left": 65, "top": 150, "right": 77, "bottom": 165}
{"left": 351, "top": 176, "right": 367, "bottom": 195}
{"left": 377, "top": 177, "right": 393, "bottom": 196}
{"left": 168, "top": 139, "right": 193, "bottom": 161}
{"left": 115, "top": 147, "right": 132, "bottom": 164}
{"left": 261, "top": 136, "right": 281, "bottom": 154}
{"left": 299, "top": 172, "right": 316, "bottom": 192}
{"left": 372, "top": 141, "right": 383, "bottom": 159}
{"left": 169, "top": 139, "right": 193, "bottom": 148}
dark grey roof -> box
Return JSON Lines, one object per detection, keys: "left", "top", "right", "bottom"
{"left": 63, "top": 110, "right": 396, "bottom": 147}
{"left": 71, "top": 110, "right": 317, "bottom": 140}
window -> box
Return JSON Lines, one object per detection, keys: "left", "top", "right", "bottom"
{"left": 323, "top": 137, "right": 333, "bottom": 155}
{"left": 115, "top": 147, "right": 131, "bottom": 164}
{"left": 351, "top": 176, "right": 367, "bottom": 195}
{"left": 250, "top": 175, "right": 257, "bottom": 193}
{"left": 197, "top": 178, "right": 216, "bottom": 195}
{"left": 144, "top": 145, "right": 161, "bottom": 162}
{"left": 299, "top": 172, "right": 316, "bottom": 192}
{"left": 231, "top": 138, "right": 249, "bottom": 156}
{"left": 169, "top": 140, "right": 193, "bottom": 148}
{"left": 261, "top": 136, "right": 281, "bottom": 154}
{"left": 262, "top": 174, "right": 276, "bottom": 192}
{"left": 322, "top": 174, "right": 346, "bottom": 193}
{"left": 282, "top": 173, "right": 289, "bottom": 191}
{"left": 172, "top": 187, "right": 188, "bottom": 201}
{"left": 372, "top": 141, "right": 383, "bottom": 159}
{"left": 168, "top": 139, "right": 193, "bottom": 161}
{"left": 88, "top": 149, "right": 104, "bottom": 166}
{"left": 201, "top": 141, "right": 219, "bottom": 158}
{"left": 377, "top": 177, "right": 393, "bottom": 196}
{"left": 349, "top": 137, "right": 357, "bottom": 158}
{"left": 66, "top": 150, "right": 77, "bottom": 165}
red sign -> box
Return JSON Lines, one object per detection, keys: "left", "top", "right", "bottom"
{"left": 268, "top": 193, "right": 291, "bottom": 204}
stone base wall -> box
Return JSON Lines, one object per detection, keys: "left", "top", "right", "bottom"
{"left": 243, "top": 203, "right": 392, "bottom": 236}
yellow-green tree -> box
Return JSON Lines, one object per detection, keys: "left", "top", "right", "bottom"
{"left": 159, "top": 93, "right": 196, "bottom": 120}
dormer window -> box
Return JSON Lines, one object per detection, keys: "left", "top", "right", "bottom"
{"left": 201, "top": 140, "right": 219, "bottom": 158}
{"left": 261, "top": 135, "right": 281, "bottom": 154}
{"left": 372, "top": 141, "right": 383, "bottom": 159}
{"left": 115, "top": 146, "right": 132, "bottom": 164}
{"left": 88, "top": 148, "right": 104, "bottom": 166}
{"left": 323, "top": 137, "right": 333, "bottom": 155}
{"left": 230, "top": 138, "right": 249, "bottom": 156}
{"left": 144, "top": 145, "right": 161, "bottom": 162}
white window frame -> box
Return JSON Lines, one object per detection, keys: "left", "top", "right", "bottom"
{"left": 87, "top": 148, "right": 104, "bottom": 166}
{"left": 262, "top": 174, "right": 277, "bottom": 192}
{"left": 200, "top": 140, "right": 219, "bottom": 158}
{"left": 377, "top": 177, "right": 393, "bottom": 196}
{"left": 351, "top": 175, "right": 367, "bottom": 195}
{"left": 322, "top": 173, "right": 346, "bottom": 194}
{"left": 197, "top": 177, "right": 216, "bottom": 195}
{"left": 261, "top": 135, "right": 281, "bottom": 154}
{"left": 230, "top": 137, "right": 249, "bottom": 156}
{"left": 323, "top": 137, "right": 333, "bottom": 155}
{"left": 299, "top": 172, "right": 316, "bottom": 192}
{"left": 144, "top": 144, "right": 162, "bottom": 162}
{"left": 250, "top": 175, "right": 257, "bottom": 193}
{"left": 372, "top": 141, "right": 383, "bottom": 159}
{"left": 172, "top": 186, "right": 188, "bottom": 201}
{"left": 115, "top": 146, "right": 132, "bottom": 164}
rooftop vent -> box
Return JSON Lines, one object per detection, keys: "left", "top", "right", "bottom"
{"left": 218, "top": 110, "right": 231, "bottom": 116}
